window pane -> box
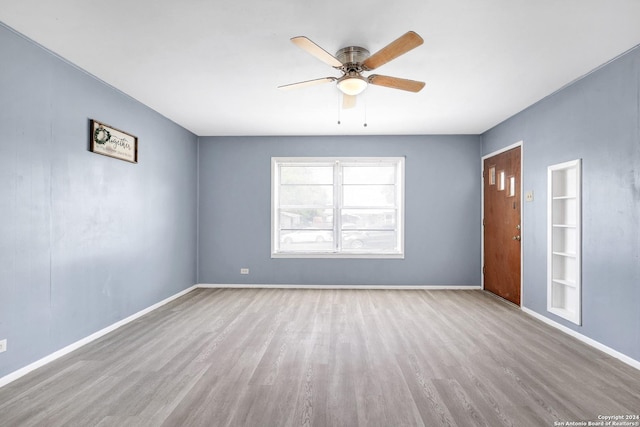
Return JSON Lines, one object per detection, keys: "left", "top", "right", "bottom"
{"left": 280, "top": 229, "right": 334, "bottom": 252}
{"left": 280, "top": 209, "right": 333, "bottom": 230}
{"left": 280, "top": 185, "right": 333, "bottom": 206}
{"left": 343, "top": 166, "right": 395, "bottom": 184}
{"left": 498, "top": 171, "right": 505, "bottom": 191}
{"left": 343, "top": 185, "right": 395, "bottom": 207}
{"left": 341, "top": 209, "right": 396, "bottom": 230}
{"left": 342, "top": 230, "right": 397, "bottom": 252}
{"left": 280, "top": 166, "right": 333, "bottom": 185}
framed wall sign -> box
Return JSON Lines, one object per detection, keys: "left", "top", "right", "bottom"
{"left": 90, "top": 119, "right": 138, "bottom": 163}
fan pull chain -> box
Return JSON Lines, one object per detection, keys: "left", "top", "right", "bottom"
{"left": 337, "top": 92, "right": 341, "bottom": 125}
{"left": 363, "top": 93, "right": 368, "bottom": 127}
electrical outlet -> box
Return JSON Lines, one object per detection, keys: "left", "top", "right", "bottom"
{"left": 0, "top": 339, "right": 7, "bottom": 353}
{"left": 525, "top": 191, "right": 534, "bottom": 202}
{"left": 240, "top": 268, "right": 249, "bottom": 275}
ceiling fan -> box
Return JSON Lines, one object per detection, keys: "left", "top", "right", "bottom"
{"left": 278, "top": 31, "right": 425, "bottom": 109}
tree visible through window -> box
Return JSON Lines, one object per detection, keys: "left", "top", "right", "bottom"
{"left": 272, "top": 157, "right": 404, "bottom": 258}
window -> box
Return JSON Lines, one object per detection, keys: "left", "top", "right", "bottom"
{"left": 272, "top": 157, "right": 404, "bottom": 258}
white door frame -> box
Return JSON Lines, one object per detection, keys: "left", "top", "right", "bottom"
{"left": 480, "top": 140, "right": 524, "bottom": 306}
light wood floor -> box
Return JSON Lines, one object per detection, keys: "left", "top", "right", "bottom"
{"left": 1, "top": 289, "right": 639, "bottom": 426}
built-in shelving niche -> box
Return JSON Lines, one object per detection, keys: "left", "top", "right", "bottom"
{"left": 547, "top": 159, "right": 582, "bottom": 325}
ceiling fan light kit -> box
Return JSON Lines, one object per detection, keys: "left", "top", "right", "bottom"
{"left": 337, "top": 75, "right": 368, "bottom": 95}
{"left": 279, "top": 31, "right": 425, "bottom": 111}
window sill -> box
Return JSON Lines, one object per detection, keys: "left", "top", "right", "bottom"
{"left": 271, "top": 252, "right": 405, "bottom": 259}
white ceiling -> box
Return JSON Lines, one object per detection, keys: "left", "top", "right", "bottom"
{"left": 2, "top": 0, "right": 640, "bottom": 136}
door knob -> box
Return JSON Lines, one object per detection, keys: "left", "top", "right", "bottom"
{"left": 512, "top": 235, "right": 521, "bottom": 241}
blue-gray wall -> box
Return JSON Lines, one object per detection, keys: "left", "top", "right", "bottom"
{"left": 198, "top": 135, "right": 482, "bottom": 286}
{"left": 0, "top": 23, "right": 198, "bottom": 378}
{"left": 482, "top": 46, "right": 640, "bottom": 361}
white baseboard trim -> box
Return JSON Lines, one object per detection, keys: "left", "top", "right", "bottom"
{"left": 0, "top": 285, "right": 198, "bottom": 389}
{"left": 197, "top": 283, "right": 482, "bottom": 290}
{"left": 522, "top": 306, "right": 640, "bottom": 371}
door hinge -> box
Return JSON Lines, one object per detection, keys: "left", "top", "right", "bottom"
{"left": 482, "top": 218, "right": 485, "bottom": 227}
{"left": 483, "top": 265, "right": 486, "bottom": 275}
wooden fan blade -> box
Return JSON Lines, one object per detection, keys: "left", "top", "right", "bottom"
{"left": 362, "top": 31, "right": 424, "bottom": 71}
{"left": 368, "top": 75, "right": 425, "bottom": 92}
{"left": 278, "top": 77, "right": 336, "bottom": 90}
{"left": 342, "top": 94, "right": 357, "bottom": 109}
{"left": 291, "top": 36, "right": 343, "bottom": 68}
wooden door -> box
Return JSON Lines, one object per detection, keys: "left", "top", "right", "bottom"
{"left": 483, "top": 147, "right": 521, "bottom": 305}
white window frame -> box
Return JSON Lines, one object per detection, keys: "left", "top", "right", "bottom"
{"left": 271, "top": 157, "right": 405, "bottom": 259}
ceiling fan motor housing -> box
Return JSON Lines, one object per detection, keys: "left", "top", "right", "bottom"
{"left": 336, "top": 46, "right": 370, "bottom": 72}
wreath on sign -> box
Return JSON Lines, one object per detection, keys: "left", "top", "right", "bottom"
{"left": 94, "top": 126, "right": 111, "bottom": 145}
